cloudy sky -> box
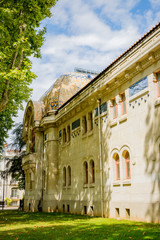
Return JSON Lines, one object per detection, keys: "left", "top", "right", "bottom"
{"left": 9, "top": 0, "right": 160, "bottom": 141}
{"left": 31, "top": 0, "right": 160, "bottom": 100}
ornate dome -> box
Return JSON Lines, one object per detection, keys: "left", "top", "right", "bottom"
{"left": 40, "top": 72, "right": 95, "bottom": 114}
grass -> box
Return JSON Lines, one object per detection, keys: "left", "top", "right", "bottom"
{"left": 0, "top": 211, "right": 160, "bottom": 240}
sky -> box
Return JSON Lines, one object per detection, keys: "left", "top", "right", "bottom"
{"left": 8, "top": 0, "right": 160, "bottom": 142}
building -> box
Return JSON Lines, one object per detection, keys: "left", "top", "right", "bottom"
{"left": 22, "top": 23, "right": 160, "bottom": 222}
{"left": 0, "top": 146, "right": 24, "bottom": 207}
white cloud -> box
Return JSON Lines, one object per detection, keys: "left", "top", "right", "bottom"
{"left": 7, "top": 0, "right": 160, "bottom": 142}
{"left": 149, "top": 0, "right": 160, "bottom": 7}
{"left": 28, "top": 1, "right": 160, "bottom": 101}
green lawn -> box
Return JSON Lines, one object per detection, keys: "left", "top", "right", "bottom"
{"left": 0, "top": 211, "right": 160, "bottom": 240}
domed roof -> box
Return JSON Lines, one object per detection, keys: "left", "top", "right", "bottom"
{"left": 40, "top": 72, "right": 95, "bottom": 114}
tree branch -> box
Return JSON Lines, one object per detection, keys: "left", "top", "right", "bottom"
{"left": 0, "top": 80, "right": 9, "bottom": 112}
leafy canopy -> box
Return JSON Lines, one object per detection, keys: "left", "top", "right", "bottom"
{"left": 0, "top": 0, "right": 57, "bottom": 149}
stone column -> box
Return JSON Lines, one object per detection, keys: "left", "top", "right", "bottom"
{"left": 43, "top": 126, "right": 58, "bottom": 212}
{"left": 34, "top": 129, "right": 44, "bottom": 211}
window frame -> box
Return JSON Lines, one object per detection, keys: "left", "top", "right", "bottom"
{"left": 124, "top": 151, "right": 131, "bottom": 179}
{"left": 67, "top": 166, "right": 71, "bottom": 186}
{"left": 121, "top": 93, "right": 127, "bottom": 115}
{"left": 63, "top": 167, "right": 66, "bottom": 187}
{"left": 63, "top": 128, "right": 67, "bottom": 143}
{"left": 67, "top": 125, "right": 71, "bottom": 142}
{"left": 112, "top": 98, "right": 118, "bottom": 119}
{"left": 90, "top": 160, "right": 95, "bottom": 184}
{"left": 156, "top": 72, "right": 160, "bottom": 97}
{"left": 83, "top": 161, "right": 88, "bottom": 184}
{"left": 82, "top": 115, "right": 87, "bottom": 135}
{"left": 113, "top": 153, "right": 120, "bottom": 181}
{"left": 11, "top": 188, "right": 17, "bottom": 198}
{"left": 115, "top": 157, "right": 120, "bottom": 180}
{"left": 88, "top": 111, "right": 93, "bottom": 131}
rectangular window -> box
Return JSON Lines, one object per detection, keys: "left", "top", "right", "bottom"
{"left": 129, "top": 76, "right": 148, "bottom": 97}
{"left": 100, "top": 102, "right": 107, "bottom": 114}
{"left": 88, "top": 112, "right": 93, "bottom": 131}
{"left": 125, "top": 208, "right": 130, "bottom": 219}
{"left": 44, "top": 134, "right": 47, "bottom": 141}
{"left": 63, "top": 204, "right": 65, "bottom": 213}
{"left": 115, "top": 208, "right": 120, "bottom": 218}
{"left": 126, "top": 159, "right": 131, "bottom": 179}
{"left": 11, "top": 189, "right": 17, "bottom": 198}
{"left": 84, "top": 206, "right": 87, "bottom": 214}
{"left": 82, "top": 116, "right": 87, "bottom": 135}
{"left": 59, "top": 130, "right": 62, "bottom": 138}
{"left": 72, "top": 119, "right": 80, "bottom": 130}
{"left": 156, "top": 72, "right": 160, "bottom": 97}
{"left": 67, "top": 204, "right": 70, "bottom": 213}
{"left": 121, "top": 93, "right": 126, "bottom": 115}
{"left": 67, "top": 125, "right": 71, "bottom": 142}
{"left": 112, "top": 98, "right": 118, "bottom": 119}
{"left": 63, "top": 128, "right": 67, "bottom": 143}
{"left": 94, "top": 107, "right": 98, "bottom": 117}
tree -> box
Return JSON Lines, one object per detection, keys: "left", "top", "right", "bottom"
{"left": 1, "top": 123, "right": 26, "bottom": 189}
{"left": 0, "top": 0, "right": 57, "bottom": 149}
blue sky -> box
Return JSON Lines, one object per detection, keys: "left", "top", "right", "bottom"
{"left": 30, "top": 0, "right": 160, "bottom": 100}
{"left": 9, "top": 0, "right": 160, "bottom": 141}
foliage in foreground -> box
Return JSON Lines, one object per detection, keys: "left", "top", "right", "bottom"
{"left": 0, "top": 0, "right": 57, "bottom": 150}
{"left": 0, "top": 211, "right": 160, "bottom": 240}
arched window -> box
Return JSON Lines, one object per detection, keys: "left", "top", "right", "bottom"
{"left": 63, "top": 167, "right": 66, "bottom": 186}
{"left": 123, "top": 151, "right": 131, "bottom": 179}
{"left": 90, "top": 160, "right": 95, "bottom": 183}
{"left": 67, "top": 166, "right": 71, "bottom": 186}
{"left": 83, "top": 161, "right": 88, "bottom": 184}
{"left": 113, "top": 153, "right": 120, "bottom": 180}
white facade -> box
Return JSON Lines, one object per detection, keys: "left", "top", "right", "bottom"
{"left": 22, "top": 23, "right": 160, "bottom": 222}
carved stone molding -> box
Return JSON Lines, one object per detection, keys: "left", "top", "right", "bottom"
{"left": 136, "top": 62, "right": 143, "bottom": 72}
{"left": 125, "top": 71, "right": 130, "bottom": 79}
{"left": 148, "top": 52, "right": 155, "bottom": 62}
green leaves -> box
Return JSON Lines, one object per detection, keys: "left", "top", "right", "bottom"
{"left": 0, "top": 0, "right": 57, "bottom": 148}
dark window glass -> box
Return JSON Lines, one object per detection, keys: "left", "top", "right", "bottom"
{"left": 72, "top": 119, "right": 80, "bottom": 130}
{"left": 44, "top": 134, "right": 47, "bottom": 141}
{"left": 59, "top": 130, "right": 62, "bottom": 138}
{"left": 100, "top": 102, "right": 107, "bottom": 114}
{"left": 94, "top": 107, "right": 98, "bottom": 117}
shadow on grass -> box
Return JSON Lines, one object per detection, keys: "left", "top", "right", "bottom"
{"left": 0, "top": 211, "right": 160, "bottom": 240}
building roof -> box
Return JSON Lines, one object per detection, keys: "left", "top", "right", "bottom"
{"left": 56, "top": 22, "right": 160, "bottom": 113}
{"left": 40, "top": 72, "right": 95, "bottom": 114}
{"left": 24, "top": 22, "right": 160, "bottom": 123}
